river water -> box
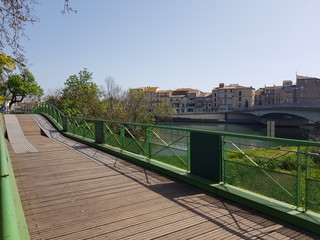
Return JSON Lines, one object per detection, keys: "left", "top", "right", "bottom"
{"left": 159, "top": 122, "right": 315, "bottom": 140}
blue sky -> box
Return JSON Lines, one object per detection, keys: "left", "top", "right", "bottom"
{"left": 21, "top": 0, "right": 320, "bottom": 93}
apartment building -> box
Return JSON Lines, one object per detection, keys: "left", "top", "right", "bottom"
{"left": 170, "top": 88, "right": 200, "bottom": 113}
{"left": 213, "top": 83, "right": 255, "bottom": 112}
{"left": 132, "top": 73, "right": 320, "bottom": 114}
{"left": 255, "top": 80, "right": 296, "bottom": 106}
{"left": 195, "top": 92, "right": 213, "bottom": 112}
{"left": 255, "top": 85, "right": 282, "bottom": 106}
{"left": 296, "top": 75, "right": 320, "bottom": 103}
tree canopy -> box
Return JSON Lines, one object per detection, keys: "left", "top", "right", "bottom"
{"left": 61, "top": 68, "right": 101, "bottom": 118}
{"left": 0, "top": 69, "right": 43, "bottom": 109}
{"left": 48, "top": 69, "right": 174, "bottom": 125}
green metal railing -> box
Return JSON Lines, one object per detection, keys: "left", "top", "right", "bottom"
{"left": 0, "top": 116, "right": 30, "bottom": 239}
{"left": 33, "top": 103, "right": 320, "bottom": 214}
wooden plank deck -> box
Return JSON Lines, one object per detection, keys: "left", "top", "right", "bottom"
{"left": 6, "top": 114, "right": 319, "bottom": 239}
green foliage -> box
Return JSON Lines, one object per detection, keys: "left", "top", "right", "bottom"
{"left": 1, "top": 69, "right": 43, "bottom": 109}
{"left": 125, "top": 90, "right": 174, "bottom": 124}
{"left": 226, "top": 145, "right": 320, "bottom": 211}
{"left": 0, "top": 52, "right": 16, "bottom": 73}
{"left": 227, "top": 147, "right": 298, "bottom": 171}
{"left": 61, "top": 68, "right": 101, "bottom": 118}
{"left": 126, "top": 90, "right": 155, "bottom": 124}
{"left": 48, "top": 69, "right": 174, "bottom": 136}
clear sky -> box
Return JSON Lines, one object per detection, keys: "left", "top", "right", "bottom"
{"left": 21, "top": 0, "right": 320, "bottom": 93}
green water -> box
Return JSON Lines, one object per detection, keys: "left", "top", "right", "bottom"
{"left": 158, "top": 122, "right": 314, "bottom": 140}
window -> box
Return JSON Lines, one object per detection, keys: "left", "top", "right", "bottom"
{"left": 239, "top": 91, "right": 242, "bottom": 96}
{"left": 239, "top": 97, "right": 241, "bottom": 101}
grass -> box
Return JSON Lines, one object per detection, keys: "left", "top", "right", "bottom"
{"left": 226, "top": 146, "right": 320, "bottom": 213}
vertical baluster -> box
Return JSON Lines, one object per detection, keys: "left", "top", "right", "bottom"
{"left": 296, "top": 146, "right": 302, "bottom": 209}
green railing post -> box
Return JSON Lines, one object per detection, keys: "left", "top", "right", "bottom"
{"left": 187, "top": 132, "right": 190, "bottom": 173}
{"left": 95, "top": 120, "right": 105, "bottom": 144}
{"left": 222, "top": 136, "right": 227, "bottom": 184}
{"left": 305, "top": 147, "right": 311, "bottom": 211}
{"left": 120, "top": 124, "right": 125, "bottom": 150}
{"left": 146, "top": 127, "right": 152, "bottom": 159}
{"left": 190, "top": 132, "right": 222, "bottom": 182}
{"left": 62, "top": 116, "right": 67, "bottom": 132}
{"left": 296, "top": 146, "right": 302, "bottom": 209}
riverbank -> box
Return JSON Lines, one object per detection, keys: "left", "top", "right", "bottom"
{"left": 159, "top": 121, "right": 314, "bottom": 140}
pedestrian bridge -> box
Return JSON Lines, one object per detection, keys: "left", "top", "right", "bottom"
{"left": 1, "top": 104, "right": 320, "bottom": 239}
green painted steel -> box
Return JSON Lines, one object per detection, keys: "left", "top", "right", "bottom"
{"left": 190, "top": 132, "right": 222, "bottom": 182}
{"left": 0, "top": 116, "right": 30, "bottom": 240}
{"left": 32, "top": 103, "right": 320, "bottom": 234}
{"left": 95, "top": 121, "right": 105, "bottom": 144}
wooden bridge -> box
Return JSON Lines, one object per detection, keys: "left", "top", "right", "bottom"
{"left": 5, "top": 114, "right": 319, "bottom": 239}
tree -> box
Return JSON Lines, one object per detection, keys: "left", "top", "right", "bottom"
{"left": 43, "top": 88, "right": 63, "bottom": 108}
{"left": 1, "top": 69, "right": 43, "bottom": 109}
{"left": 0, "top": 0, "right": 75, "bottom": 58}
{"left": 61, "top": 68, "right": 101, "bottom": 118}
{"left": 49, "top": 70, "right": 174, "bottom": 129}
{"left": 100, "top": 77, "right": 127, "bottom": 121}
{"left": 125, "top": 90, "right": 174, "bottom": 124}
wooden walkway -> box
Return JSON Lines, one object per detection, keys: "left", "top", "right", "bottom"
{"left": 6, "top": 114, "right": 319, "bottom": 239}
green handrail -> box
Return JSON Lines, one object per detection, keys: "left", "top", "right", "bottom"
{"left": 33, "top": 103, "right": 320, "bottom": 147}
{"left": 32, "top": 103, "right": 320, "bottom": 214}
{"left": 0, "top": 116, "right": 30, "bottom": 239}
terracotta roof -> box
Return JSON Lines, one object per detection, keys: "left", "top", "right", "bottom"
{"left": 264, "top": 86, "right": 282, "bottom": 90}
{"left": 220, "top": 85, "right": 253, "bottom": 90}
{"left": 175, "top": 88, "right": 198, "bottom": 91}
{"left": 157, "top": 90, "right": 171, "bottom": 93}
{"left": 197, "top": 92, "right": 212, "bottom": 98}
{"left": 144, "top": 87, "right": 159, "bottom": 92}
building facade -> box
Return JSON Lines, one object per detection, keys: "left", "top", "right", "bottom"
{"left": 213, "top": 83, "right": 255, "bottom": 112}
{"left": 296, "top": 75, "right": 320, "bottom": 103}
{"left": 131, "top": 74, "right": 320, "bottom": 114}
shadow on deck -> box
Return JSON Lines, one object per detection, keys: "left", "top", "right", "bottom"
{"left": 6, "top": 114, "right": 319, "bottom": 239}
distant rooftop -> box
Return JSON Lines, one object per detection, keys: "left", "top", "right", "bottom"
{"left": 296, "top": 75, "right": 319, "bottom": 80}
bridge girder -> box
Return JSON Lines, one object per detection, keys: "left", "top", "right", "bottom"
{"left": 244, "top": 109, "right": 320, "bottom": 123}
